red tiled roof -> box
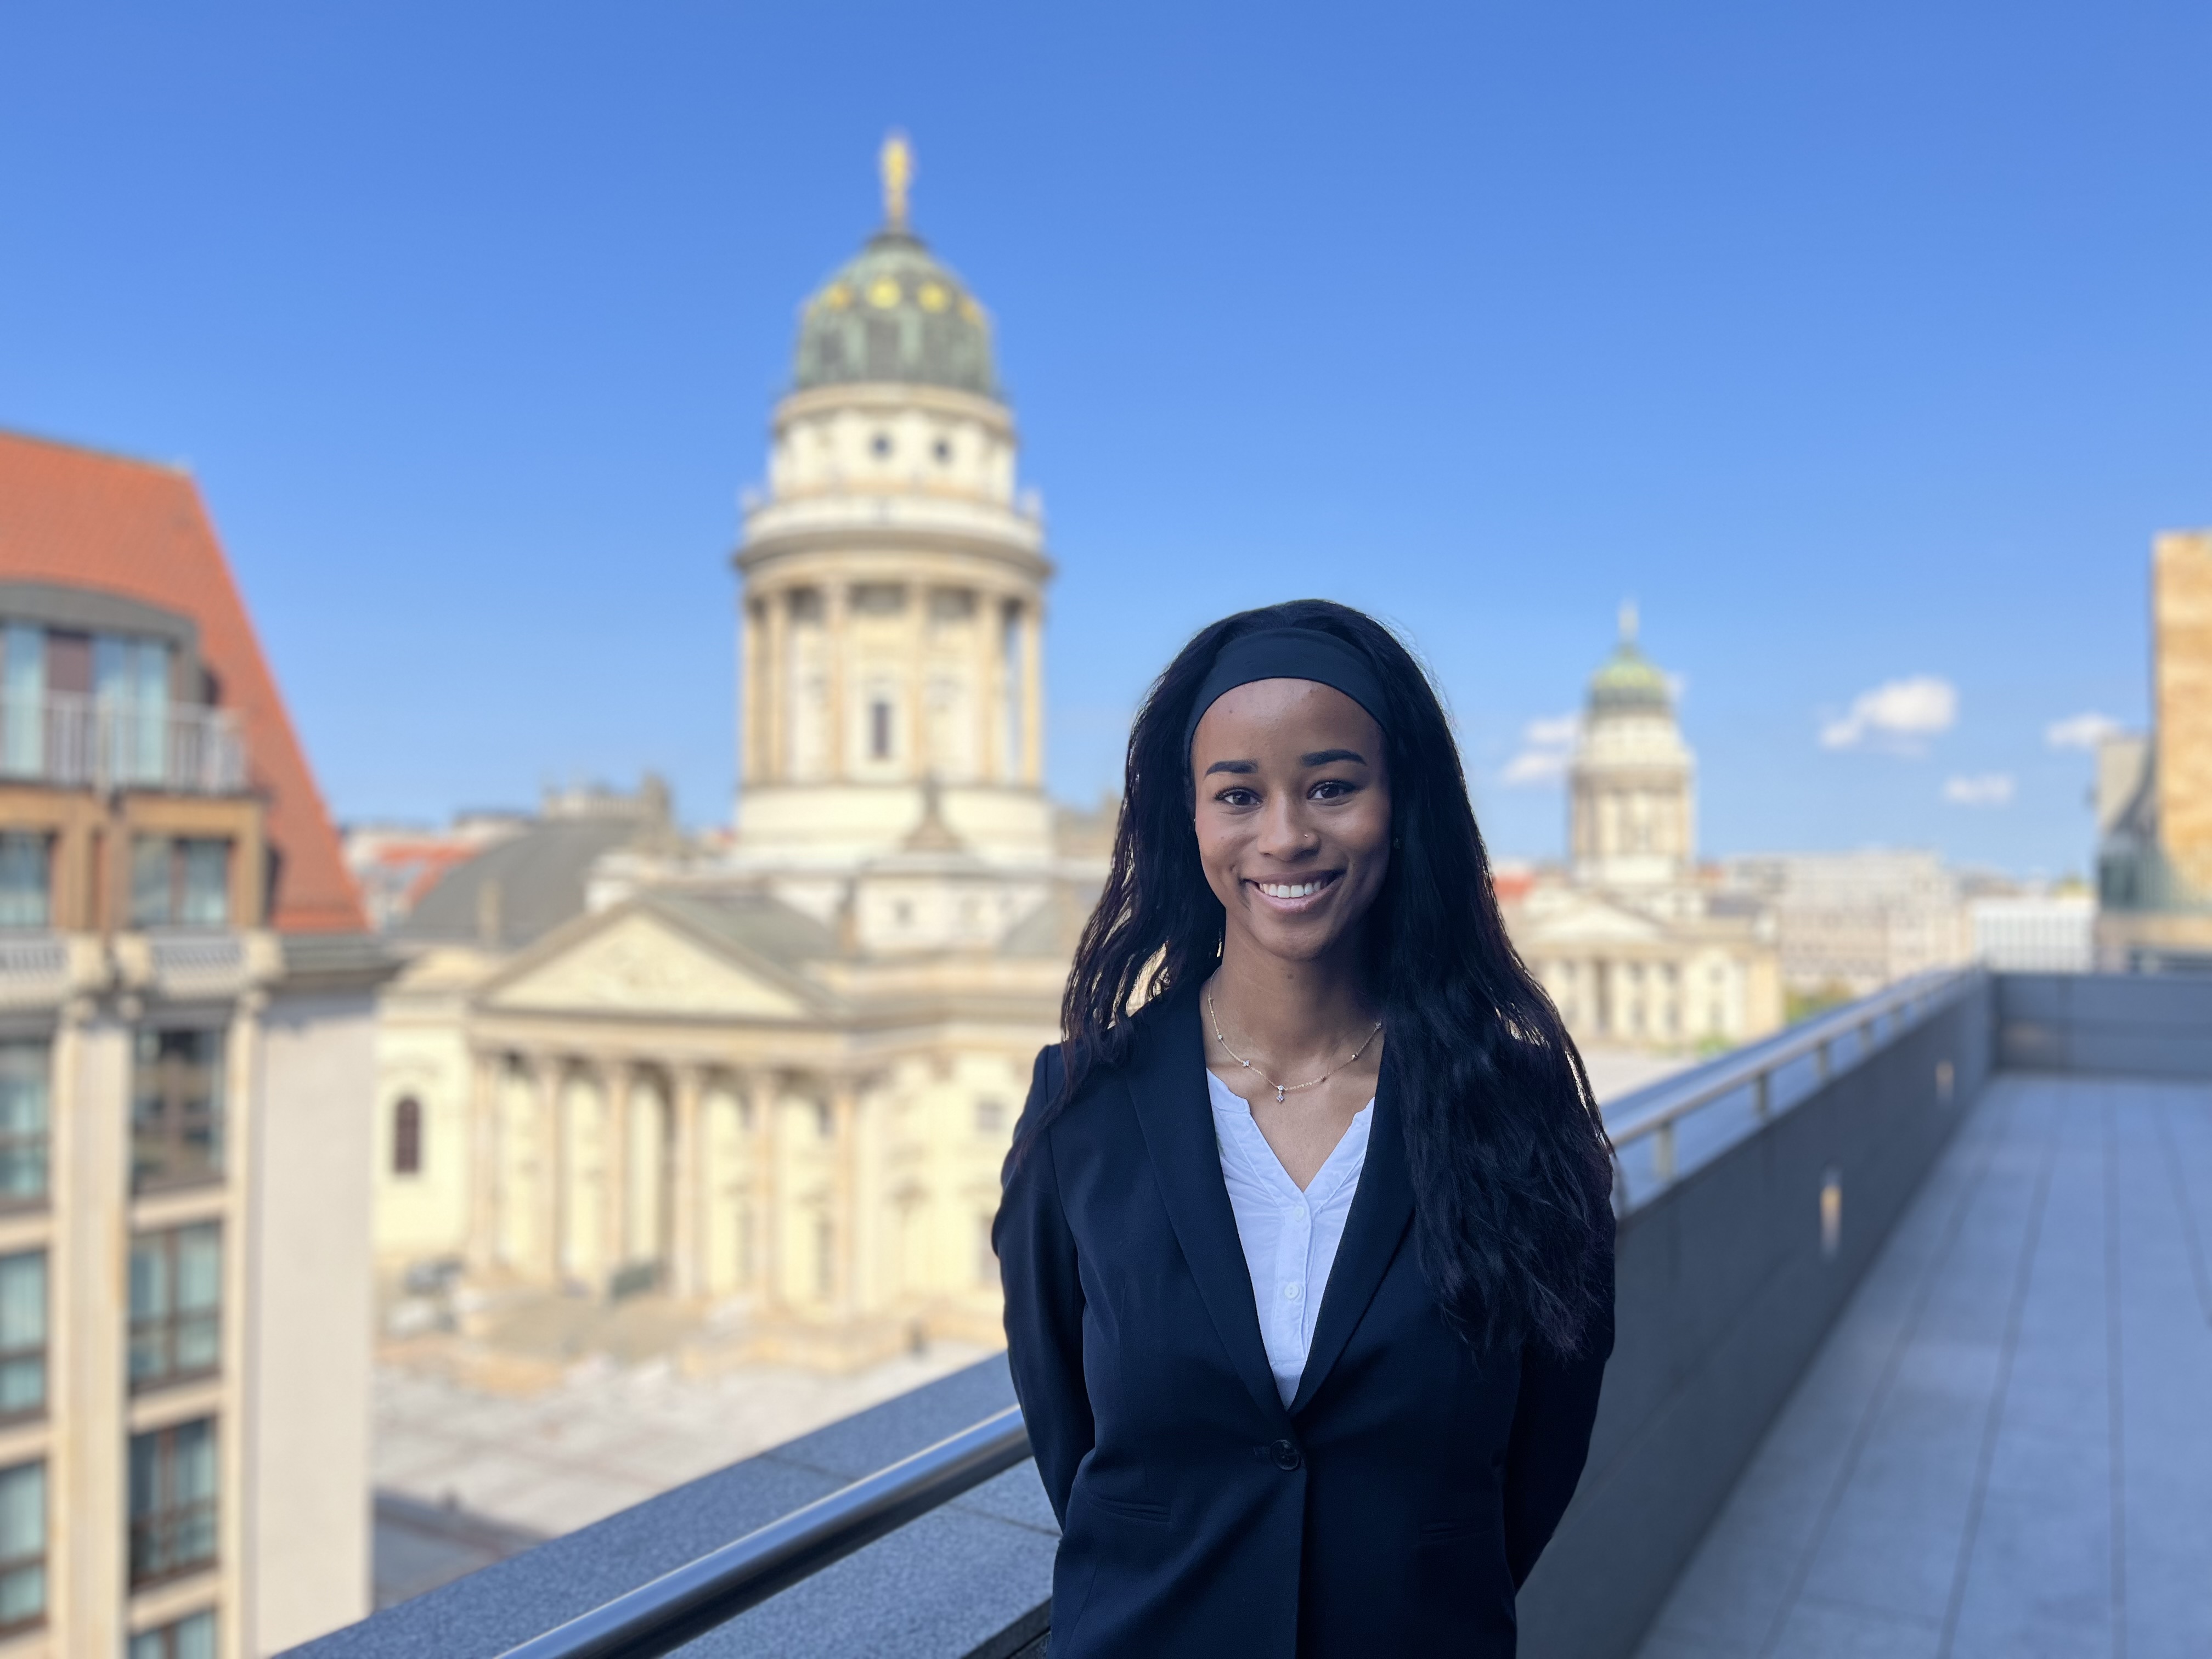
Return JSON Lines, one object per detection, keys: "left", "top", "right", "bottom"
{"left": 0, "top": 429, "right": 366, "bottom": 933}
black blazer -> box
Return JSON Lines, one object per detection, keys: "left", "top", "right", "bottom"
{"left": 994, "top": 992, "right": 1612, "bottom": 1658}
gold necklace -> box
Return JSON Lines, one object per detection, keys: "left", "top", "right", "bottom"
{"left": 1207, "top": 995, "right": 1383, "bottom": 1104}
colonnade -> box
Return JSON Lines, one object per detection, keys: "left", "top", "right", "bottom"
{"left": 460, "top": 1050, "right": 872, "bottom": 1309}
{"left": 740, "top": 580, "right": 1043, "bottom": 789}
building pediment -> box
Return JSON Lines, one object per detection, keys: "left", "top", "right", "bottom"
{"left": 1511, "top": 891, "right": 1671, "bottom": 945}
{"left": 478, "top": 905, "right": 817, "bottom": 1020}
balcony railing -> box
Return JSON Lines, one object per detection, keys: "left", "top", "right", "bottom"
{"left": 495, "top": 1407, "right": 1033, "bottom": 1659}
{"left": 0, "top": 692, "right": 246, "bottom": 795}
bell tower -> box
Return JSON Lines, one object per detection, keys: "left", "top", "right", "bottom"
{"left": 732, "top": 136, "right": 1053, "bottom": 869}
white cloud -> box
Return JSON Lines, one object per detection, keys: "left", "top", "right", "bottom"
{"left": 1523, "top": 714, "right": 1580, "bottom": 748}
{"left": 1820, "top": 675, "right": 1958, "bottom": 752}
{"left": 1502, "top": 749, "right": 1572, "bottom": 785}
{"left": 1501, "top": 712, "right": 1579, "bottom": 787}
{"left": 1944, "top": 773, "right": 2015, "bottom": 807}
{"left": 2045, "top": 711, "right": 2121, "bottom": 751}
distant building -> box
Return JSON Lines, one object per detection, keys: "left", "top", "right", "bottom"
{"left": 1504, "top": 609, "right": 1782, "bottom": 1048}
{"left": 1969, "top": 893, "right": 2095, "bottom": 973}
{"left": 2097, "top": 529, "right": 2212, "bottom": 970}
{"left": 0, "top": 431, "right": 388, "bottom": 1656}
{"left": 342, "top": 812, "right": 527, "bottom": 933}
{"left": 371, "top": 140, "right": 1098, "bottom": 1372}
{"left": 1720, "top": 849, "right": 1970, "bottom": 997}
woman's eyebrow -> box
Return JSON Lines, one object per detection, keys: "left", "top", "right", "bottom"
{"left": 1301, "top": 748, "right": 1367, "bottom": 766}
{"left": 1203, "top": 759, "right": 1256, "bottom": 775}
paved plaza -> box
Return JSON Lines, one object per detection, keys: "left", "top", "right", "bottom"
{"left": 371, "top": 1340, "right": 991, "bottom": 1607}
{"left": 1639, "top": 1071, "right": 2212, "bottom": 1658}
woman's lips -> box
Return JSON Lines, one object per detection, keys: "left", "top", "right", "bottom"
{"left": 1246, "top": 871, "right": 1342, "bottom": 913}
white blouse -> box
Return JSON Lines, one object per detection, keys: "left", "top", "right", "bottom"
{"left": 1206, "top": 1069, "right": 1373, "bottom": 1407}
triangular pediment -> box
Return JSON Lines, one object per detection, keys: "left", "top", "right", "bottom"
{"left": 482, "top": 908, "right": 811, "bottom": 1019}
{"left": 1510, "top": 893, "right": 1669, "bottom": 946}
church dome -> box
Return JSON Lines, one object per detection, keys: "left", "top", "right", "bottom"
{"left": 792, "top": 138, "right": 995, "bottom": 398}
{"left": 794, "top": 232, "right": 995, "bottom": 396}
{"left": 1586, "top": 603, "right": 1673, "bottom": 716}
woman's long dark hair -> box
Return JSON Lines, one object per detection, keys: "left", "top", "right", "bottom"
{"left": 1015, "top": 599, "right": 1613, "bottom": 1357}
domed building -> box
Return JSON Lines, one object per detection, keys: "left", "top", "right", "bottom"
{"left": 732, "top": 135, "right": 1052, "bottom": 871}
{"left": 371, "top": 140, "right": 1095, "bottom": 1375}
{"left": 1505, "top": 607, "right": 1781, "bottom": 1050}
{"left": 1571, "top": 605, "right": 1696, "bottom": 895}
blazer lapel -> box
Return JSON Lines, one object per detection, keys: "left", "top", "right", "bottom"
{"left": 1123, "top": 994, "right": 1291, "bottom": 1429}
{"left": 1287, "top": 1045, "right": 1415, "bottom": 1417}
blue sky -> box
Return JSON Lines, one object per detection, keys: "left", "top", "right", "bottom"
{"left": 4, "top": 3, "right": 2206, "bottom": 876}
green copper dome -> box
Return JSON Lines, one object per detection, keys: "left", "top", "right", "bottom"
{"left": 793, "top": 229, "right": 996, "bottom": 398}
{"left": 1587, "top": 603, "right": 1673, "bottom": 715}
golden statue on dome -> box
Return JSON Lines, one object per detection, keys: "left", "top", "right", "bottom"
{"left": 880, "top": 130, "right": 913, "bottom": 231}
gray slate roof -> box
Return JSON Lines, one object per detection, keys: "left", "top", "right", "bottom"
{"left": 396, "top": 819, "right": 640, "bottom": 951}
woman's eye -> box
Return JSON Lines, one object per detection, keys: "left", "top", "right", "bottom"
{"left": 1311, "top": 780, "right": 1352, "bottom": 800}
{"left": 1218, "top": 788, "right": 1259, "bottom": 808}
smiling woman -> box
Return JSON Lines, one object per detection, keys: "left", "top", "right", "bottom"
{"left": 995, "top": 599, "right": 1617, "bottom": 1658}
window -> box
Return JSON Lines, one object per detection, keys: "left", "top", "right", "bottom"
{"left": 391, "top": 1096, "right": 423, "bottom": 1176}
{"left": 813, "top": 1101, "right": 833, "bottom": 1139}
{"left": 814, "top": 1215, "right": 834, "bottom": 1299}
{"left": 0, "top": 1460, "right": 43, "bottom": 1634}
{"left": 130, "top": 1611, "right": 215, "bottom": 1659}
{"left": 870, "top": 699, "right": 893, "bottom": 760}
{"left": 129, "top": 838, "right": 231, "bottom": 929}
{"left": 870, "top": 432, "right": 891, "bottom": 458}
{"left": 933, "top": 438, "right": 952, "bottom": 464}
{"left": 129, "top": 1225, "right": 221, "bottom": 1391}
{"left": 132, "top": 1028, "right": 225, "bottom": 1190}
{"left": 0, "top": 1255, "right": 43, "bottom": 1419}
{"left": 128, "top": 1418, "right": 217, "bottom": 1586}
{"left": 94, "top": 634, "right": 172, "bottom": 786}
{"left": 0, "top": 837, "right": 47, "bottom": 929}
{"left": 0, "top": 625, "right": 44, "bottom": 778}
{"left": 0, "top": 1043, "right": 47, "bottom": 1203}
{"left": 975, "top": 1099, "right": 1006, "bottom": 1135}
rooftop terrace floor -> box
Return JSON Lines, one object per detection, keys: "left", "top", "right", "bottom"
{"left": 1637, "top": 1070, "right": 2212, "bottom": 1659}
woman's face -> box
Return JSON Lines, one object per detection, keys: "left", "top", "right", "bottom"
{"left": 1190, "top": 678, "right": 1392, "bottom": 966}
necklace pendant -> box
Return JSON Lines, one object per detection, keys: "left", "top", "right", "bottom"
{"left": 1276, "top": 1085, "right": 1286, "bottom": 1103}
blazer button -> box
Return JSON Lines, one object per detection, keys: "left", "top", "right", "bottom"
{"left": 1270, "top": 1439, "right": 1302, "bottom": 1471}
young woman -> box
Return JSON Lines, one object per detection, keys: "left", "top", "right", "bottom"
{"left": 995, "top": 600, "right": 1615, "bottom": 1657}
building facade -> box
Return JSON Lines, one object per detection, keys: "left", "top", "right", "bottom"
{"left": 1505, "top": 610, "right": 1782, "bottom": 1048}
{"left": 1720, "top": 849, "right": 1971, "bottom": 997}
{"left": 2098, "top": 529, "right": 2212, "bottom": 969}
{"left": 373, "top": 140, "right": 1094, "bottom": 1371}
{"left": 0, "top": 432, "right": 386, "bottom": 1657}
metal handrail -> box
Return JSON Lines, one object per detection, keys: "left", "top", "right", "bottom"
{"left": 1607, "top": 965, "right": 1982, "bottom": 1198}
{"left": 495, "top": 1405, "right": 1032, "bottom": 1659}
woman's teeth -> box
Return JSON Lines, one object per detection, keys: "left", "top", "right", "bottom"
{"left": 1258, "top": 880, "right": 1327, "bottom": 899}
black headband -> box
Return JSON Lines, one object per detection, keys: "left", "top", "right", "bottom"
{"left": 1183, "top": 627, "right": 1391, "bottom": 765}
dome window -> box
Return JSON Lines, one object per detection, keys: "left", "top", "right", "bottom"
{"left": 871, "top": 432, "right": 892, "bottom": 459}
{"left": 933, "top": 439, "right": 952, "bottom": 465}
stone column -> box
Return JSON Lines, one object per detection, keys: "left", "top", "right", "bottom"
{"left": 827, "top": 583, "right": 850, "bottom": 780}
{"left": 669, "top": 1067, "right": 703, "bottom": 1298}
{"left": 741, "top": 599, "right": 763, "bottom": 787}
{"left": 465, "top": 1051, "right": 501, "bottom": 1272}
{"left": 765, "top": 586, "right": 790, "bottom": 782}
{"left": 1018, "top": 600, "right": 1044, "bottom": 787}
{"left": 601, "top": 1060, "right": 631, "bottom": 1281}
{"left": 972, "top": 589, "right": 1001, "bottom": 785}
{"left": 829, "top": 1076, "right": 860, "bottom": 1317}
{"left": 535, "top": 1059, "right": 564, "bottom": 1283}
{"left": 906, "top": 585, "right": 929, "bottom": 777}
{"left": 753, "top": 1073, "right": 781, "bottom": 1310}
